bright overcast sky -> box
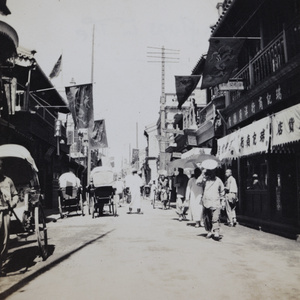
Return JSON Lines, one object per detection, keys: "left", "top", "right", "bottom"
{"left": 4, "top": 0, "right": 220, "bottom": 164}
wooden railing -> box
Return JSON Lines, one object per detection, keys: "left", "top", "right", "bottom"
{"left": 230, "top": 17, "right": 300, "bottom": 102}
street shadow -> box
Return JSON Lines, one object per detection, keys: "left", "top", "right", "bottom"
{"left": 0, "top": 229, "right": 114, "bottom": 299}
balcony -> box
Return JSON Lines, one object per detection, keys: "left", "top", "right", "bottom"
{"left": 231, "top": 17, "right": 300, "bottom": 102}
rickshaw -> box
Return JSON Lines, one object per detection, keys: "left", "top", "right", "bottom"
{"left": 57, "top": 172, "right": 84, "bottom": 218}
{"left": 88, "top": 166, "right": 117, "bottom": 218}
{"left": 0, "top": 144, "right": 48, "bottom": 262}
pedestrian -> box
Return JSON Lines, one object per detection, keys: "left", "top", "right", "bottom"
{"left": 224, "top": 169, "right": 238, "bottom": 227}
{"left": 114, "top": 176, "right": 124, "bottom": 207}
{"left": 199, "top": 168, "right": 225, "bottom": 240}
{"left": 185, "top": 168, "right": 205, "bottom": 228}
{"left": 174, "top": 168, "right": 189, "bottom": 221}
{"left": 126, "top": 168, "right": 144, "bottom": 214}
{"left": 0, "top": 158, "right": 19, "bottom": 276}
{"left": 157, "top": 174, "right": 169, "bottom": 209}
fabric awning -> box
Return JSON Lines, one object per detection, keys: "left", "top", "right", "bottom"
{"left": 271, "top": 103, "right": 300, "bottom": 147}
{"left": 217, "top": 116, "right": 270, "bottom": 160}
{"left": 0, "top": 21, "right": 18, "bottom": 63}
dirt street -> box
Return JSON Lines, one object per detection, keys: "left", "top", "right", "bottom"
{"left": 1, "top": 197, "right": 300, "bottom": 300}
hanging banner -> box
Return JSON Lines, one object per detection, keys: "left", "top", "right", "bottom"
{"left": 90, "top": 119, "right": 108, "bottom": 149}
{"left": 271, "top": 103, "right": 300, "bottom": 147}
{"left": 217, "top": 130, "right": 240, "bottom": 160}
{"left": 239, "top": 116, "right": 270, "bottom": 157}
{"left": 175, "top": 75, "right": 201, "bottom": 109}
{"left": 201, "top": 38, "right": 245, "bottom": 89}
{"left": 65, "top": 83, "right": 94, "bottom": 129}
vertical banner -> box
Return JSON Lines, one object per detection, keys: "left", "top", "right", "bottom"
{"left": 90, "top": 119, "right": 108, "bottom": 149}
{"left": 65, "top": 83, "right": 94, "bottom": 129}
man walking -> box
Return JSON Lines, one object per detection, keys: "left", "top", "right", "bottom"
{"left": 224, "top": 169, "right": 238, "bottom": 227}
{"left": 200, "top": 168, "right": 225, "bottom": 240}
{"left": 174, "top": 168, "right": 189, "bottom": 221}
{"left": 126, "top": 168, "right": 144, "bottom": 214}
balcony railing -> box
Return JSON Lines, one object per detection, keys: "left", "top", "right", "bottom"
{"left": 231, "top": 17, "right": 300, "bottom": 102}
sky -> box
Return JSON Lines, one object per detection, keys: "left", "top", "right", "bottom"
{"left": 3, "top": 0, "right": 220, "bottom": 165}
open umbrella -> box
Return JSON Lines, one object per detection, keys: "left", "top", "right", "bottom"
{"left": 168, "top": 158, "right": 197, "bottom": 173}
{"left": 185, "top": 153, "right": 221, "bottom": 168}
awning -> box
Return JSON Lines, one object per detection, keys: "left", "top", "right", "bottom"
{"left": 271, "top": 103, "right": 300, "bottom": 147}
{"left": 0, "top": 21, "right": 18, "bottom": 63}
{"left": 217, "top": 116, "right": 270, "bottom": 160}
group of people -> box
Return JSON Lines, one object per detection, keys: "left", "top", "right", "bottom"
{"left": 174, "top": 166, "right": 238, "bottom": 240}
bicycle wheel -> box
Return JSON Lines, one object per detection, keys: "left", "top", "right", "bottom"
{"left": 34, "top": 204, "right": 48, "bottom": 260}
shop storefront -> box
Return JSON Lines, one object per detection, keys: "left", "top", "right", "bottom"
{"left": 217, "top": 103, "right": 300, "bottom": 237}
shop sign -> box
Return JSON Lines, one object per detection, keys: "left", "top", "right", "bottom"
{"left": 172, "top": 152, "right": 182, "bottom": 158}
{"left": 271, "top": 103, "right": 300, "bottom": 147}
{"left": 227, "top": 84, "right": 283, "bottom": 128}
{"left": 217, "top": 116, "right": 270, "bottom": 160}
{"left": 219, "top": 80, "right": 244, "bottom": 91}
{"left": 187, "top": 135, "right": 197, "bottom": 146}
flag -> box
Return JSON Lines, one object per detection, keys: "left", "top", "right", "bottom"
{"left": 201, "top": 38, "right": 245, "bottom": 89}
{"left": 65, "top": 83, "right": 94, "bottom": 129}
{"left": 49, "top": 55, "right": 62, "bottom": 79}
{"left": 175, "top": 75, "right": 201, "bottom": 109}
{"left": 132, "top": 149, "right": 139, "bottom": 164}
{"left": 90, "top": 119, "right": 108, "bottom": 149}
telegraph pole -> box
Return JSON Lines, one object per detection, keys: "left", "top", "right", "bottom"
{"left": 147, "top": 46, "right": 179, "bottom": 171}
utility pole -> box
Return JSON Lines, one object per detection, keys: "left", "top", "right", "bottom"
{"left": 147, "top": 46, "right": 179, "bottom": 171}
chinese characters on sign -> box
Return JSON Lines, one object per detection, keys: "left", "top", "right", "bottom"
{"left": 227, "top": 85, "right": 283, "bottom": 128}
{"left": 217, "top": 116, "right": 270, "bottom": 160}
{"left": 271, "top": 103, "right": 300, "bottom": 147}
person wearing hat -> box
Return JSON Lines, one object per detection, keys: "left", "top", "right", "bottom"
{"left": 126, "top": 168, "right": 144, "bottom": 214}
{"left": 200, "top": 168, "right": 225, "bottom": 240}
{"left": 174, "top": 168, "right": 189, "bottom": 221}
{"left": 224, "top": 169, "right": 238, "bottom": 227}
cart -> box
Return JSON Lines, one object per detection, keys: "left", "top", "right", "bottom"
{"left": 58, "top": 173, "right": 84, "bottom": 218}
{"left": 0, "top": 144, "right": 48, "bottom": 263}
{"left": 88, "top": 166, "right": 117, "bottom": 218}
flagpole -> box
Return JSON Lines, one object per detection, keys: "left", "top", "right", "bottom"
{"left": 87, "top": 24, "right": 95, "bottom": 185}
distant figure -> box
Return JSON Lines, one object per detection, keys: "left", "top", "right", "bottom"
{"left": 126, "top": 168, "right": 144, "bottom": 214}
{"left": 157, "top": 175, "right": 169, "bottom": 209}
{"left": 252, "top": 174, "right": 262, "bottom": 190}
{"left": 185, "top": 168, "right": 204, "bottom": 228}
{"left": 224, "top": 169, "right": 238, "bottom": 227}
{"left": 174, "top": 168, "right": 189, "bottom": 221}
{"left": 114, "top": 176, "right": 124, "bottom": 207}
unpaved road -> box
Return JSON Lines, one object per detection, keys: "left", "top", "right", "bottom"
{"left": 1, "top": 198, "right": 300, "bottom": 300}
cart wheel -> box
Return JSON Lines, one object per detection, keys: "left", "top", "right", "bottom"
{"left": 80, "top": 194, "right": 84, "bottom": 216}
{"left": 58, "top": 195, "right": 64, "bottom": 219}
{"left": 34, "top": 204, "right": 48, "bottom": 260}
{"left": 91, "top": 196, "right": 95, "bottom": 218}
{"left": 86, "top": 192, "right": 91, "bottom": 215}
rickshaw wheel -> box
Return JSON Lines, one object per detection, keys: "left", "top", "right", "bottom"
{"left": 80, "top": 194, "right": 84, "bottom": 216}
{"left": 90, "top": 196, "right": 95, "bottom": 218}
{"left": 35, "top": 204, "right": 48, "bottom": 260}
{"left": 86, "top": 192, "right": 91, "bottom": 215}
{"left": 58, "top": 195, "right": 64, "bottom": 219}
